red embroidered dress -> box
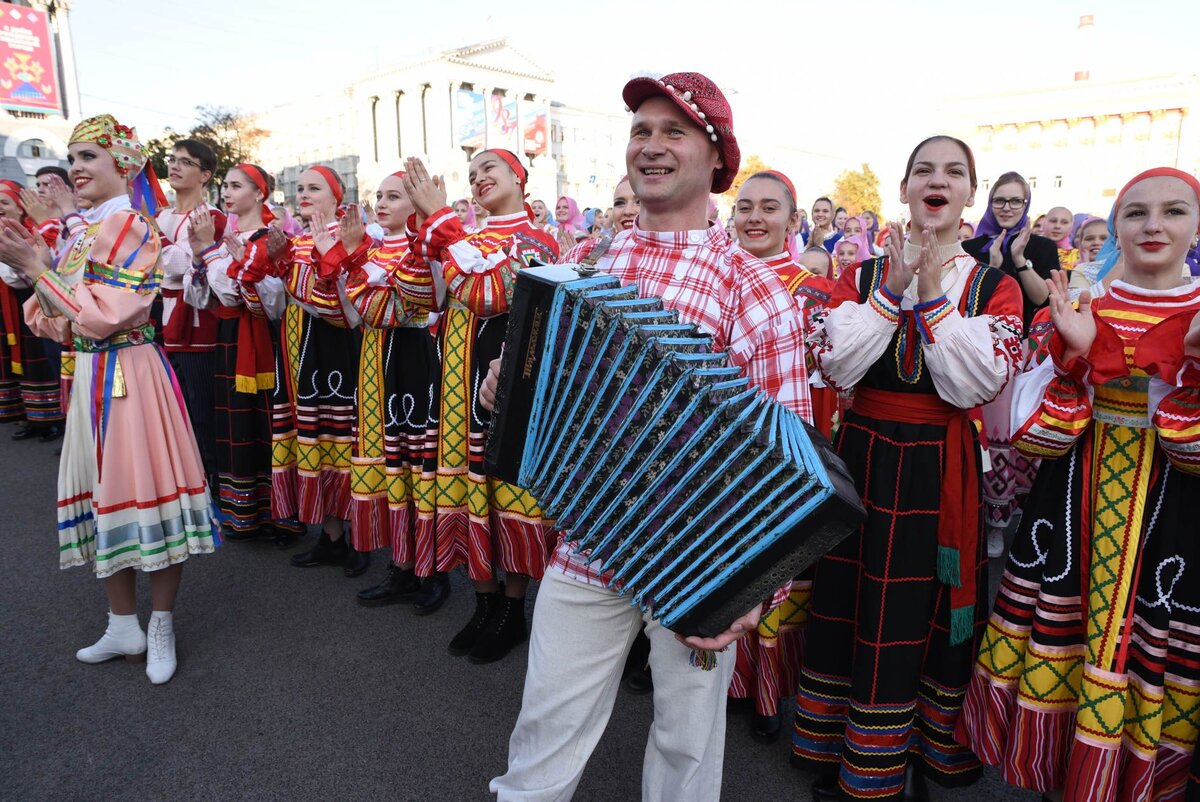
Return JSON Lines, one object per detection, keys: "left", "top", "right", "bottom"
{"left": 405, "top": 208, "right": 558, "bottom": 581}
{"left": 792, "top": 243, "right": 1024, "bottom": 799}
{"left": 270, "top": 224, "right": 360, "bottom": 524}
{"left": 958, "top": 279, "right": 1200, "bottom": 800}
{"left": 337, "top": 232, "right": 439, "bottom": 572}
{"left": 728, "top": 251, "right": 833, "bottom": 722}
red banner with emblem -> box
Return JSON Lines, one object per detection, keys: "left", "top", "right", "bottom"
{"left": 0, "top": 2, "right": 62, "bottom": 115}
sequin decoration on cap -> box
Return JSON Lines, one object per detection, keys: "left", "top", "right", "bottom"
{"left": 621, "top": 71, "right": 741, "bottom": 193}
{"left": 68, "top": 114, "right": 147, "bottom": 179}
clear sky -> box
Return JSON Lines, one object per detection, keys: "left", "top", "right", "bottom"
{"left": 69, "top": 0, "right": 1198, "bottom": 204}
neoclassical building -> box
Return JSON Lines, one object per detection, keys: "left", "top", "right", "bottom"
{"left": 947, "top": 70, "right": 1199, "bottom": 217}
{"left": 255, "top": 39, "right": 630, "bottom": 211}
{"left": 0, "top": 0, "right": 82, "bottom": 184}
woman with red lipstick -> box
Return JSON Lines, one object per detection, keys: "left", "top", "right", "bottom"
{"left": 401, "top": 149, "right": 559, "bottom": 664}
{"left": 0, "top": 115, "right": 216, "bottom": 685}
{"left": 726, "top": 169, "right": 834, "bottom": 743}
{"left": 328, "top": 171, "right": 448, "bottom": 613}
{"left": 272, "top": 166, "right": 370, "bottom": 577}
{"left": 958, "top": 167, "right": 1200, "bottom": 802}
{"left": 182, "top": 163, "right": 297, "bottom": 543}
{"left": 792, "top": 135, "right": 1024, "bottom": 801}
{"left": 610, "top": 178, "right": 640, "bottom": 232}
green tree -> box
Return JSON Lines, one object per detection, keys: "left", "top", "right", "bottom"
{"left": 722, "top": 154, "right": 771, "bottom": 202}
{"left": 143, "top": 106, "right": 268, "bottom": 201}
{"left": 832, "top": 163, "right": 882, "bottom": 216}
{"left": 143, "top": 128, "right": 179, "bottom": 179}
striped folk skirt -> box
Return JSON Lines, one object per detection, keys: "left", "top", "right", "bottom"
{"left": 270, "top": 305, "right": 360, "bottom": 525}
{"left": 1, "top": 286, "right": 63, "bottom": 425}
{"left": 57, "top": 340, "right": 215, "bottom": 577}
{"left": 350, "top": 325, "right": 438, "bottom": 573}
{"left": 957, "top": 427, "right": 1200, "bottom": 801}
{"left": 729, "top": 579, "right": 811, "bottom": 718}
{"left": 211, "top": 316, "right": 282, "bottom": 535}
{"left": 433, "top": 307, "right": 552, "bottom": 581}
{"left": 791, "top": 411, "right": 986, "bottom": 799}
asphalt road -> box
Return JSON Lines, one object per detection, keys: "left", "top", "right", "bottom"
{"left": 0, "top": 424, "right": 1036, "bottom": 801}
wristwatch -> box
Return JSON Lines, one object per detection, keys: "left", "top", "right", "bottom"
{"left": 1015, "top": 259, "right": 1033, "bottom": 273}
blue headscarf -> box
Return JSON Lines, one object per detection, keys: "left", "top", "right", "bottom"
{"left": 974, "top": 175, "right": 1030, "bottom": 255}
{"left": 1091, "top": 202, "right": 1120, "bottom": 284}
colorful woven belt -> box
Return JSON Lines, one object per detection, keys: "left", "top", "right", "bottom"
{"left": 73, "top": 323, "right": 156, "bottom": 353}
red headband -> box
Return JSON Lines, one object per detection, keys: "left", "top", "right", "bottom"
{"left": 481, "top": 149, "right": 533, "bottom": 222}
{"left": 0, "top": 179, "right": 24, "bottom": 209}
{"left": 234, "top": 163, "right": 275, "bottom": 225}
{"left": 484, "top": 149, "right": 527, "bottom": 188}
{"left": 1115, "top": 167, "right": 1200, "bottom": 212}
{"left": 308, "top": 165, "right": 344, "bottom": 204}
{"left": 761, "top": 170, "right": 797, "bottom": 204}
{"left": 235, "top": 163, "right": 269, "bottom": 199}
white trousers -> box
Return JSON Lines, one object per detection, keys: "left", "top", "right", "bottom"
{"left": 490, "top": 566, "right": 735, "bottom": 802}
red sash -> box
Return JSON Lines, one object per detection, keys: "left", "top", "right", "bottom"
{"left": 214, "top": 304, "right": 273, "bottom": 393}
{"left": 850, "top": 386, "right": 980, "bottom": 645}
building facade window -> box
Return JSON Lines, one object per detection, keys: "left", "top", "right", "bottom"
{"left": 18, "top": 139, "right": 47, "bottom": 158}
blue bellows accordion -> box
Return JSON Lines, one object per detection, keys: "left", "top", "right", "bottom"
{"left": 485, "top": 265, "right": 865, "bottom": 637}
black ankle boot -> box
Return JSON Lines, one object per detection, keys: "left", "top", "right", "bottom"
{"left": 289, "top": 530, "right": 348, "bottom": 567}
{"left": 343, "top": 546, "right": 371, "bottom": 578}
{"left": 901, "top": 763, "right": 929, "bottom": 801}
{"left": 468, "top": 594, "right": 528, "bottom": 664}
{"left": 413, "top": 573, "right": 450, "bottom": 616}
{"left": 356, "top": 563, "right": 420, "bottom": 606}
{"left": 810, "top": 770, "right": 840, "bottom": 800}
{"left": 624, "top": 667, "right": 653, "bottom": 695}
{"left": 448, "top": 588, "right": 502, "bottom": 656}
{"left": 752, "top": 711, "right": 782, "bottom": 743}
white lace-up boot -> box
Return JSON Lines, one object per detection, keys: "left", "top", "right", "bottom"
{"left": 76, "top": 611, "right": 146, "bottom": 663}
{"left": 145, "top": 611, "right": 177, "bottom": 685}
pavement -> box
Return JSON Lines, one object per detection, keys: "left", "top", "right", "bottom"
{"left": 0, "top": 424, "right": 1038, "bottom": 801}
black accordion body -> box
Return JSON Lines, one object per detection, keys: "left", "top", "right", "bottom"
{"left": 485, "top": 265, "right": 865, "bottom": 637}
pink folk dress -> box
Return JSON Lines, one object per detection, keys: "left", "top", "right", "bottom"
{"left": 24, "top": 196, "right": 216, "bottom": 578}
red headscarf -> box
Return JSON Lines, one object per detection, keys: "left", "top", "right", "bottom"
{"left": 234, "top": 163, "right": 275, "bottom": 225}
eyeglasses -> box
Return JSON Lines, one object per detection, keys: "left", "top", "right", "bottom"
{"left": 166, "top": 155, "right": 201, "bottom": 169}
{"left": 991, "top": 197, "right": 1027, "bottom": 210}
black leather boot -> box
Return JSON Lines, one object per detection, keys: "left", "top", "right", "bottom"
{"left": 752, "top": 711, "right": 782, "bottom": 743}
{"left": 901, "top": 763, "right": 929, "bottom": 801}
{"left": 343, "top": 546, "right": 371, "bottom": 578}
{"left": 413, "top": 573, "right": 450, "bottom": 616}
{"left": 289, "top": 530, "right": 348, "bottom": 567}
{"left": 468, "top": 594, "right": 528, "bottom": 664}
{"left": 809, "top": 769, "right": 840, "bottom": 800}
{"left": 448, "top": 587, "right": 502, "bottom": 656}
{"left": 356, "top": 563, "right": 420, "bottom": 606}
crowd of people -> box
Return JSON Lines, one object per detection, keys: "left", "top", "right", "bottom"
{"left": 1, "top": 67, "right": 1199, "bottom": 802}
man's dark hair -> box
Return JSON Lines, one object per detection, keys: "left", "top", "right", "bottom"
{"left": 174, "top": 138, "right": 218, "bottom": 179}
{"left": 35, "top": 165, "right": 70, "bottom": 183}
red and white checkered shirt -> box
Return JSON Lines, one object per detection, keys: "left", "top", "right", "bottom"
{"left": 549, "top": 222, "right": 808, "bottom": 611}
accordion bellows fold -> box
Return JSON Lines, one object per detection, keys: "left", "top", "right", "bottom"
{"left": 487, "top": 265, "right": 866, "bottom": 638}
